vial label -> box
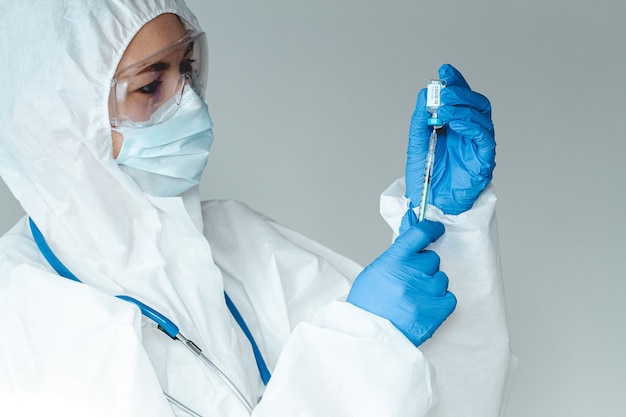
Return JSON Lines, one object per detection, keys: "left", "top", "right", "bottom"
{"left": 426, "top": 80, "right": 443, "bottom": 111}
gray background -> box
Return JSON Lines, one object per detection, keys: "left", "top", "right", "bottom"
{"left": 1, "top": 0, "right": 625, "bottom": 415}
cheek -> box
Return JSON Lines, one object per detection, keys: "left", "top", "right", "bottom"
{"left": 111, "top": 130, "right": 124, "bottom": 159}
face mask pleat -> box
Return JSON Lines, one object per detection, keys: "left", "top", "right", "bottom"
{"left": 113, "top": 87, "right": 213, "bottom": 197}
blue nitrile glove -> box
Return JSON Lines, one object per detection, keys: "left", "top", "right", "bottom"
{"left": 347, "top": 214, "right": 457, "bottom": 347}
{"left": 406, "top": 64, "right": 496, "bottom": 215}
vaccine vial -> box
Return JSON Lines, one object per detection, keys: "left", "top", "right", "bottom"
{"left": 426, "top": 79, "right": 445, "bottom": 127}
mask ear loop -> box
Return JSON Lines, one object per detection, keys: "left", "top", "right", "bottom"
{"left": 175, "top": 74, "right": 191, "bottom": 105}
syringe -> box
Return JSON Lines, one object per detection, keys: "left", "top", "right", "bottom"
{"left": 417, "top": 79, "right": 445, "bottom": 222}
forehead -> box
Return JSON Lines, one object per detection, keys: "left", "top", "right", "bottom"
{"left": 117, "top": 13, "right": 187, "bottom": 71}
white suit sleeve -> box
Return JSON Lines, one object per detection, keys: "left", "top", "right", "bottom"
{"left": 381, "top": 178, "right": 516, "bottom": 417}
{"left": 253, "top": 301, "right": 435, "bottom": 417}
{"left": 203, "top": 200, "right": 435, "bottom": 416}
{"left": 204, "top": 191, "right": 513, "bottom": 416}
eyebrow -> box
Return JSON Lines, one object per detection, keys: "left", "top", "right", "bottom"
{"left": 148, "top": 62, "right": 170, "bottom": 72}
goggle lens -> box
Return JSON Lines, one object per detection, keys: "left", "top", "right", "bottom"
{"left": 110, "top": 30, "right": 207, "bottom": 127}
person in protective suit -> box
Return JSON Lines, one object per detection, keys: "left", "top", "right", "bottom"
{"left": 0, "top": 1, "right": 514, "bottom": 416}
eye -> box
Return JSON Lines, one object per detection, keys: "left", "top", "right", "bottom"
{"left": 138, "top": 80, "right": 163, "bottom": 95}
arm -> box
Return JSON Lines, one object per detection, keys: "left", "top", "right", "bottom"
{"left": 203, "top": 201, "right": 437, "bottom": 416}
{"left": 383, "top": 64, "right": 514, "bottom": 416}
{"left": 253, "top": 301, "right": 436, "bottom": 417}
{"left": 0, "top": 259, "right": 174, "bottom": 416}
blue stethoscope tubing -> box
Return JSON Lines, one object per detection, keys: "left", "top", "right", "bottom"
{"left": 28, "top": 217, "right": 270, "bottom": 414}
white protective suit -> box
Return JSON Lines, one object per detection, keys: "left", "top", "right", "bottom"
{"left": 0, "top": 1, "right": 515, "bottom": 416}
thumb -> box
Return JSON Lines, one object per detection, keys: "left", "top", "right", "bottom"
{"left": 399, "top": 207, "right": 418, "bottom": 235}
{"left": 409, "top": 88, "right": 433, "bottom": 149}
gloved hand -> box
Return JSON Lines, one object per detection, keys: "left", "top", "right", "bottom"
{"left": 406, "top": 63, "right": 496, "bottom": 215}
{"left": 347, "top": 214, "right": 457, "bottom": 347}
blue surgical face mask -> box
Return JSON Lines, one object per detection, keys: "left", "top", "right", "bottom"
{"left": 113, "top": 87, "right": 214, "bottom": 197}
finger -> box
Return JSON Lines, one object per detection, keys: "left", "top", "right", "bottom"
{"left": 408, "top": 91, "right": 433, "bottom": 161}
{"left": 389, "top": 249, "right": 441, "bottom": 287}
{"left": 392, "top": 220, "right": 445, "bottom": 258}
{"left": 399, "top": 207, "right": 418, "bottom": 235}
{"left": 409, "top": 88, "right": 431, "bottom": 140}
{"left": 441, "top": 86, "right": 491, "bottom": 116}
{"left": 404, "top": 270, "right": 450, "bottom": 298}
{"left": 412, "top": 250, "right": 441, "bottom": 276}
{"left": 427, "top": 271, "right": 450, "bottom": 297}
{"left": 438, "top": 105, "right": 494, "bottom": 133}
{"left": 438, "top": 64, "right": 471, "bottom": 90}
{"left": 421, "top": 290, "right": 457, "bottom": 321}
{"left": 446, "top": 118, "right": 496, "bottom": 160}
{"left": 416, "top": 290, "right": 457, "bottom": 343}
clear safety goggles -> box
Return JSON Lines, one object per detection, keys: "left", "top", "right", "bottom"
{"left": 109, "top": 30, "right": 207, "bottom": 128}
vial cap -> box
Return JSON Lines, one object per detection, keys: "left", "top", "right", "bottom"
{"left": 427, "top": 117, "right": 443, "bottom": 126}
